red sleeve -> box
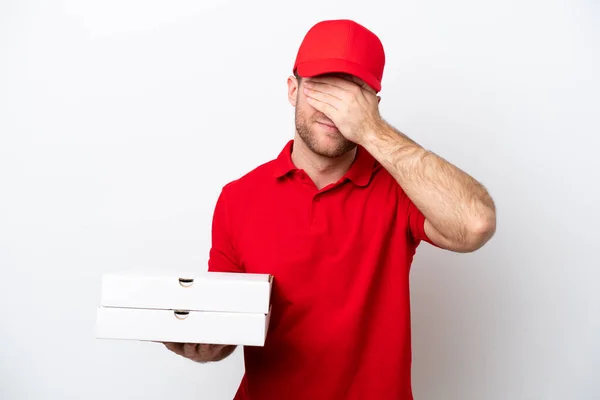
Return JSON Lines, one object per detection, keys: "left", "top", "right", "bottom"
{"left": 399, "top": 185, "right": 436, "bottom": 247}
{"left": 407, "top": 199, "right": 428, "bottom": 245}
{"left": 207, "top": 185, "right": 244, "bottom": 273}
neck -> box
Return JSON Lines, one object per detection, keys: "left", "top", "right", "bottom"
{"left": 291, "top": 133, "right": 357, "bottom": 190}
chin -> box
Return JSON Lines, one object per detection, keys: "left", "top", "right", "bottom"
{"left": 311, "top": 132, "right": 355, "bottom": 158}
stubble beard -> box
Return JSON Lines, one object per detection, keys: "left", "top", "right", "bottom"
{"left": 294, "top": 106, "right": 356, "bottom": 159}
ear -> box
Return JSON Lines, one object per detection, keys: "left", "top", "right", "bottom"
{"left": 287, "top": 76, "right": 299, "bottom": 107}
{"left": 377, "top": 95, "right": 381, "bottom": 104}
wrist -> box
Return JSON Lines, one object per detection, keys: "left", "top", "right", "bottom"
{"left": 361, "top": 124, "right": 426, "bottom": 173}
{"left": 359, "top": 116, "right": 387, "bottom": 148}
{"left": 361, "top": 119, "right": 399, "bottom": 154}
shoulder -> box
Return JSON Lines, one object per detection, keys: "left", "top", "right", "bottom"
{"left": 219, "top": 158, "right": 278, "bottom": 200}
{"left": 368, "top": 164, "right": 417, "bottom": 219}
{"left": 370, "top": 162, "right": 402, "bottom": 196}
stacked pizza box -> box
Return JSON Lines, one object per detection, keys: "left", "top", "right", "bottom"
{"left": 96, "top": 269, "right": 273, "bottom": 346}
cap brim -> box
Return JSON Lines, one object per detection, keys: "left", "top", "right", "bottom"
{"left": 295, "top": 58, "right": 381, "bottom": 93}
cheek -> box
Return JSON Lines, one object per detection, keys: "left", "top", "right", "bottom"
{"left": 297, "top": 86, "right": 316, "bottom": 106}
{"left": 296, "top": 89, "right": 309, "bottom": 106}
{"left": 302, "top": 100, "right": 325, "bottom": 121}
{"left": 296, "top": 100, "right": 317, "bottom": 120}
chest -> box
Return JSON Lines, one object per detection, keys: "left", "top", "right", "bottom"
{"left": 234, "top": 180, "right": 412, "bottom": 305}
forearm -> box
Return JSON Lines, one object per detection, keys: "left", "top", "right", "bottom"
{"left": 361, "top": 120, "right": 496, "bottom": 249}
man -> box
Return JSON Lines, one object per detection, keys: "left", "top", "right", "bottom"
{"left": 164, "top": 19, "right": 496, "bottom": 400}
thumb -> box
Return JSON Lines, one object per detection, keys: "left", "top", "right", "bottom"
{"left": 183, "top": 343, "right": 198, "bottom": 357}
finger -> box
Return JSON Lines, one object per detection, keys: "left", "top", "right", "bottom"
{"left": 164, "top": 342, "right": 185, "bottom": 356}
{"left": 303, "top": 81, "right": 346, "bottom": 101}
{"left": 205, "top": 344, "right": 228, "bottom": 358}
{"left": 347, "top": 76, "right": 376, "bottom": 95}
{"left": 307, "top": 76, "right": 355, "bottom": 92}
{"left": 183, "top": 343, "right": 199, "bottom": 358}
{"left": 197, "top": 344, "right": 216, "bottom": 358}
{"left": 303, "top": 87, "right": 341, "bottom": 109}
{"left": 306, "top": 80, "right": 372, "bottom": 111}
{"left": 305, "top": 95, "right": 337, "bottom": 118}
{"left": 307, "top": 76, "right": 377, "bottom": 97}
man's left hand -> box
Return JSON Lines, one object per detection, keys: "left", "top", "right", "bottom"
{"left": 303, "top": 76, "right": 383, "bottom": 145}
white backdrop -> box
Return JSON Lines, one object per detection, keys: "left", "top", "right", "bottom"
{"left": 1, "top": 0, "right": 599, "bottom": 399}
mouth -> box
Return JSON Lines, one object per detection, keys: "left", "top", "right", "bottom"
{"left": 317, "top": 121, "right": 337, "bottom": 129}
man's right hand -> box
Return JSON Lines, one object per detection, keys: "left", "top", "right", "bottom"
{"left": 163, "top": 342, "right": 236, "bottom": 363}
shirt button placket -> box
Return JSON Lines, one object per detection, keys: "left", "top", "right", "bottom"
{"left": 309, "top": 194, "right": 321, "bottom": 226}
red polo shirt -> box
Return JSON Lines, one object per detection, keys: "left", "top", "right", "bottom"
{"left": 208, "top": 139, "right": 434, "bottom": 400}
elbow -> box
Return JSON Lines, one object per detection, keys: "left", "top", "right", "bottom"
{"left": 463, "top": 211, "right": 496, "bottom": 252}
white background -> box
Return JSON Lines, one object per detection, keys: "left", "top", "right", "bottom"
{"left": 1, "top": 0, "right": 599, "bottom": 399}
